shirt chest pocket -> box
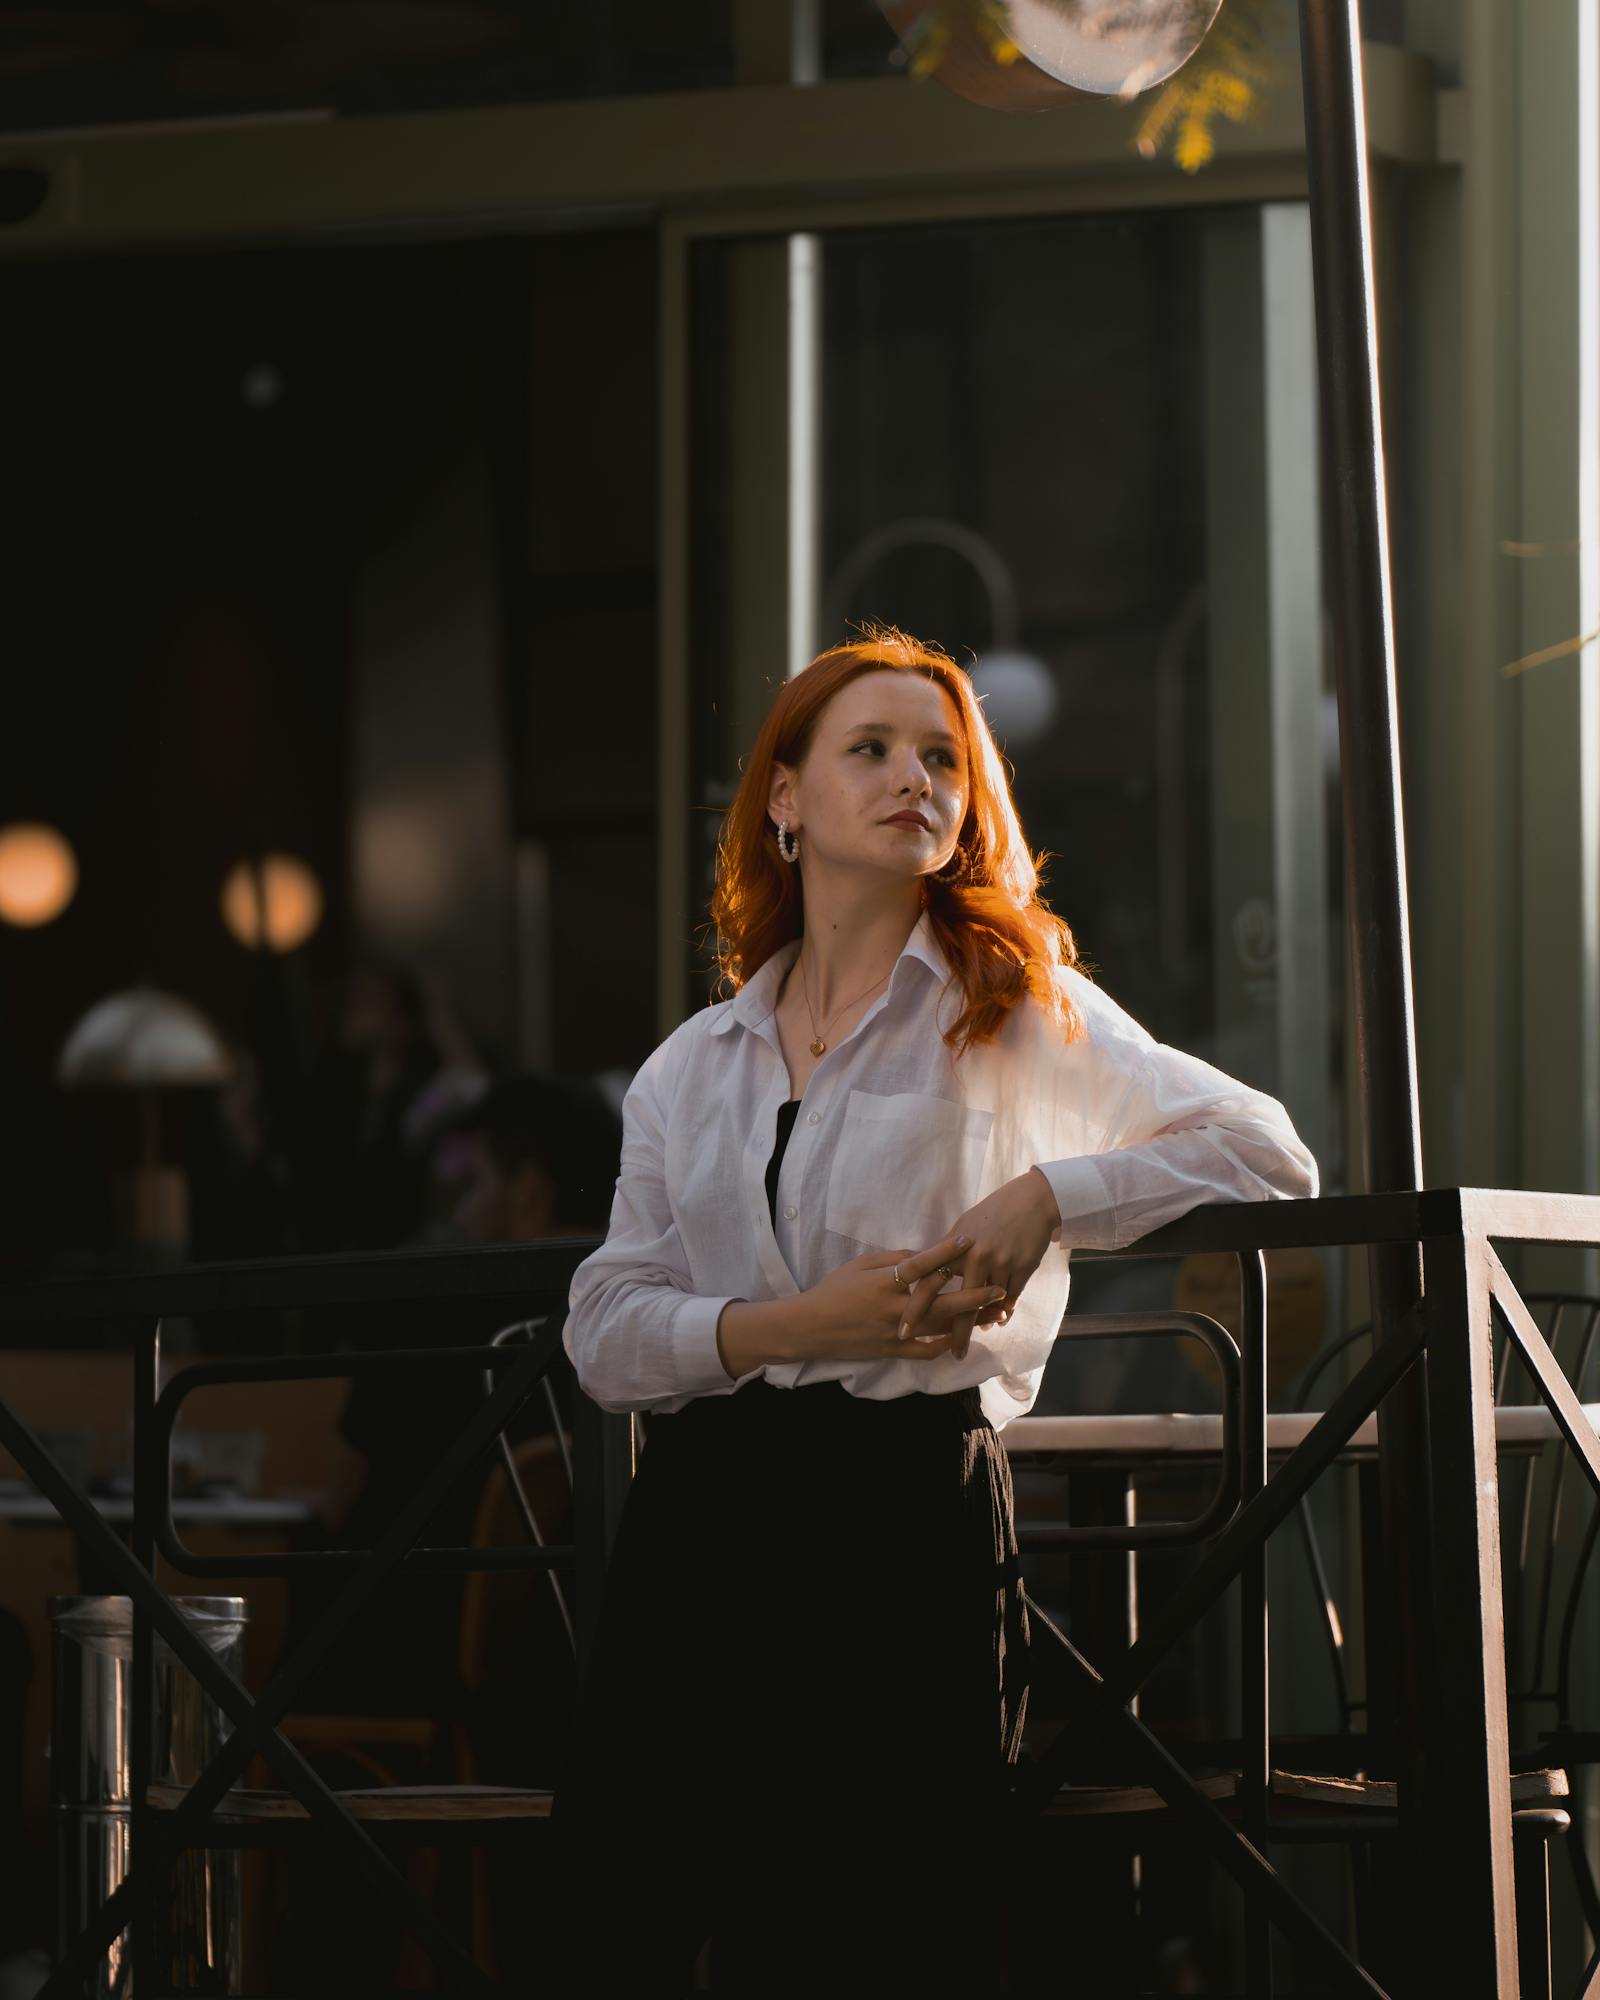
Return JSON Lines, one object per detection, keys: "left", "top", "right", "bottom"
{"left": 823, "top": 1090, "right": 996, "bottom": 1252}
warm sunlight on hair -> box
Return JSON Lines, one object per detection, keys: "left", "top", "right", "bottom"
{"left": 704, "top": 623, "right": 1086, "bottom": 1059}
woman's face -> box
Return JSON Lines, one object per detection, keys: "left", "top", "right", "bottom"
{"left": 772, "top": 669, "right": 969, "bottom": 881}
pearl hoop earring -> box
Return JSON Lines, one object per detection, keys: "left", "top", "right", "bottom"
{"left": 776, "top": 820, "right": 800, "bottom": 864}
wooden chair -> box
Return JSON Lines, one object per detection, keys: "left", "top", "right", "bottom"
{"left": 161, "top": 1322, "right": 577, "bottom": 1988}
{"left": 1284, "top": 1297, "right": 1600, "bottom": 1994}
{"left": 272, "top": 1430, "right": 574, "bottom": 1790}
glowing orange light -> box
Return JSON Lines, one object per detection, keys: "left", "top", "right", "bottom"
{"left": 0, "top": 822, "right": 78, "bottom": 928}
{"left": 221, "top": 853, "right": 324, "bottom": 953}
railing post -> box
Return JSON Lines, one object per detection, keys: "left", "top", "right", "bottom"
{"left": 1238, "top": 1252, "right": 1272, "bottom": 1999}
{"left": 572, "top": 1396, "right": 633, "bottom": 1675}
{"left": 129, "top": 1316, "right": 162, "bottom": 1996}
{"left": 1419, "top": 1230, "right": 1519, "bottom": 1996}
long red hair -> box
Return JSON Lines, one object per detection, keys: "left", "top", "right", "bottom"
{"left": 704, "top": 626, "right": 1086, "bottom": 1057}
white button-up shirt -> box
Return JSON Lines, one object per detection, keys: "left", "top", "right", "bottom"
{"left": 565, "top": 910, "right": 1319, "bottom": 1427}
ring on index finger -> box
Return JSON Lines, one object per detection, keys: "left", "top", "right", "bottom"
{"left": 892, "top": 1264, "right": 911, "bottom": 1294}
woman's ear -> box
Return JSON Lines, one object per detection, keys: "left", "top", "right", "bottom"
{"left": 768, "top": 760, "right": 797, "bottom": 830}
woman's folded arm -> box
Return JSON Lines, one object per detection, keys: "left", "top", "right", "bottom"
{"left": 563, "top": 1039, "right": 757, "bottom": 1413}
{"left": 1032, "top": 1036, "right": 1320, "bottom": 1253}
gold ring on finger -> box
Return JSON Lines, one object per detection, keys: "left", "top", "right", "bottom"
{"left": 892, "top": 1264, "right": 911, "bottom": 1294}
{"left": 935, "top": 1264, "right": 954, "bottom": 1282}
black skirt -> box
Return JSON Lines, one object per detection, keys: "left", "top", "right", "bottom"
{"left": 548, "top": 1374, "right": 1031, "bottom": 1995}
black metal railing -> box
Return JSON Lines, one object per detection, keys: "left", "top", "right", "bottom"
{"left": 1012, "top": 1189, "right": 1600, "bottom": 2000}
{"left": 4, "top": 1189, "right": 1600, "bottom": 1997}
{"left": 0, "top": 1237, "right": 627, "bottom": 2000}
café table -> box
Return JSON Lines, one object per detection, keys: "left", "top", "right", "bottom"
{"left": 995, "top": 1402, "right": 1600, "bottom": 1733}
{"left": 0, "top": 1483, "right": 320, "bottom": 1605}
{"left": 994, "top": 1405, "right": 1600, "bottom": 1988}
{"left": 0, "top": 1489, "right": 315, "bottom": 1528}
{"left": 998, "top": 1403, "right": 1600, "bottom": 1458}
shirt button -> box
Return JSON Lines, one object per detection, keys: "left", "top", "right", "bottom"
{"left": 807, "top": 1112, "right": 820, "bottom": 1125}
{"left": 783, "top": 1204, "right": 798, "bottom": 1220}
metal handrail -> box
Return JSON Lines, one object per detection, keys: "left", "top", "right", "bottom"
{"left": 9, "top": 1186, "right": 1600, "bottom": 1999}
{"left": 1014, "top": 1308, "right": 1242, "bottom": 1550}
{"left": 150, "top": 1343, "right": 575, "bottom": 1579}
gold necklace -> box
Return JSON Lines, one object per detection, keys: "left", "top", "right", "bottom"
{"left": 798, "top": 950, "right": 893, "bottom": 1057}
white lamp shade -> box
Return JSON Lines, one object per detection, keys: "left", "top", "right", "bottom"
{"left": 59, "top": 988, "right": 232, "bottom": 1089}
{"left": 969, "top": 650, "right": 1059, "bottom": 748}
{"left": 1007, "top": 0, "right": 1226, "bottom": 98}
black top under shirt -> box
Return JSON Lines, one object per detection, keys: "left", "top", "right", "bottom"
{"left": 764, "top": 1099, "right": 802, "bottom": 1228}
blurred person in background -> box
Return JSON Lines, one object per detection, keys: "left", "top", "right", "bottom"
{"left": 429, "top": 1070, "right": 630, "bottom": 1244}
{"left": 195, "top": 958, "right": 488, "bottom": 1261}
{"left": 293, "top": 959, "right": 449, "bottom": 1251}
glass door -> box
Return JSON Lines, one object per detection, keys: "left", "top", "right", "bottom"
{"left": 680, "top": 202, "right": 1340, "bottom": 1196}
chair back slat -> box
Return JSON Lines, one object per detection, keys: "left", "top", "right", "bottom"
{"left": 1292, "top": 1296, "right": 1600, "bottom": 1738}
{"left": 1505, "top": 1298, "right": 1598, "bottom": 1714}
{"left": 1290, "top": 1322, "right": 1372, "bottom": 1730}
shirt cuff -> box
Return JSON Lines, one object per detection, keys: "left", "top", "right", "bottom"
{"left": 1030, "top": 1155, "right": 1118, "bottom": 1251}
{"left": 671, "top": 1292, "right": 754, "bottom": 1396}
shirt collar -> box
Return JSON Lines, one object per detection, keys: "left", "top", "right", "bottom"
{"left": 705, "top": 907, "right": 952, "bottom": 1036}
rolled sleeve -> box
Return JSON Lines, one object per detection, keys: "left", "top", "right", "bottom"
{"left": 1030, "top": 1153, "right": 1118, "bottom": 1250}
{"left": 1034, "top": 1013, "right": 1320, "bottom": 1252}
{"left": 666, "top": 1291, "right": 750, "bottom": 1401}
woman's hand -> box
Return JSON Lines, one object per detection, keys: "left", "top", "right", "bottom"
{"left": 793, "top": 1232, "right": 1009, "bottom": 1364}
{"left": 894, "top": 1170, "right": 1061, "bottom": 1360}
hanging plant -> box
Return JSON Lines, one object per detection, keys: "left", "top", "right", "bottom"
{"left": 1132, "top": 0, "right": 1280, "bottom": 172}
{"left": 890, "top": 0, "right": 1283, "bottom": 174}
{"left": 900, "top": 1, "right": 1023, "bottom": 78}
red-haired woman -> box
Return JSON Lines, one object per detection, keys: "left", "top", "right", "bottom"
{"left": 554, "top": 630, "right": 1317, "bottom": 1994}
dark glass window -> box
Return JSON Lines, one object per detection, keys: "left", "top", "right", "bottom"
{"left": 0, "top": 2, "right": 735, "bottom": 136}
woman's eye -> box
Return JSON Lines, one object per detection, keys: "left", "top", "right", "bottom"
{"left": 851, "top": 739, "right": 958, "bottom": 769}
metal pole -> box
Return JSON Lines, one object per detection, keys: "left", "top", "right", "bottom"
{"left": 1294, "top": 0, "right": 1436, "bottom": 1982}
{"left": 1298, "top": 8, "right": 1424, "bottom": 1197}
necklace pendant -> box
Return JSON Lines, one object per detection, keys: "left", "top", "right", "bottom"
{"left": 809, "top": 1036, "right": 827, "bottom": 1057}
